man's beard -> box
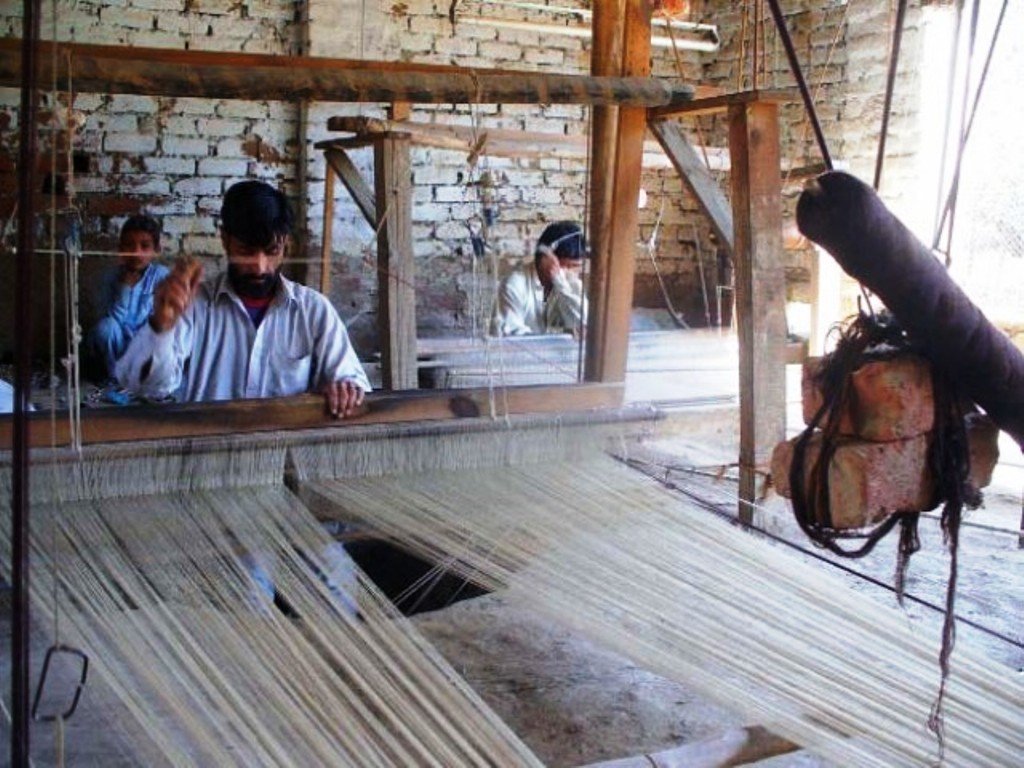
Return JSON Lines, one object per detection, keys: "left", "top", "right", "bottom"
{"left": 228, "top": 265, "right": 281, "bottom": 299}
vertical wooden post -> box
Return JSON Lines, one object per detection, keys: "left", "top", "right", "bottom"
{"left": 809, "top": 243, "right": 842, "bottom": 356}
{"left": 728, "top": 100, "right": 787, "bottom": 524}
{"left": 585, "top": 0, "right": 650, "bottom": 384}
{"left": 319, "top": 161, "right": 336, "bottom": 295}
{"left": 374, "top": 133, "right": 418, "bottom": 391}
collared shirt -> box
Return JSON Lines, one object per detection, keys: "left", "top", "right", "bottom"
{"left": 492, "top": 262, "right": 587, "bottom": 336}
{"left": 115, "top": 272, "right": 371, "bottom": 402}
{"left": 97, "top": 262, "right": 171, "bottom": 335}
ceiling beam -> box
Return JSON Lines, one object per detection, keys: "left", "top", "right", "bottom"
{"left": 0, "top": 39, "right": 693, "bottom": 107}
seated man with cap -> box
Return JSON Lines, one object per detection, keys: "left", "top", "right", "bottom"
{"left": 492, "top": 221, "right": 588, "bottom": 337}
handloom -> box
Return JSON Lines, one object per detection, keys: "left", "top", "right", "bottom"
{"left": 297, "top": 445, "right": 1024, "bottom": 767}
{"left": 0, "top": 411, "right": 646, "bottom": 765}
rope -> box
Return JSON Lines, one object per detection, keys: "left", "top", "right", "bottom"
{"left": 935, "top": 0, "right": 982, "bottom": 268}
{"left": 786, "top": 311, "right": 979, "bottom": 755}
{"left": 765, "top": 0, "right": 833, "bottom": 171}
{"left": 873, "top": 0, "right": 909, "bottom": 191}
{"left": 931, "top": 0, "right": 1008, "bottom": 261}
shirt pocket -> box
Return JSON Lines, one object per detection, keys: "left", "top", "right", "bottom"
{"left": 267, "top": 342, "right": 313, "bottom": 397}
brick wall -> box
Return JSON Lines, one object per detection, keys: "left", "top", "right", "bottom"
{"left": 1, "top": 0, "right": 931, "bottom": 360}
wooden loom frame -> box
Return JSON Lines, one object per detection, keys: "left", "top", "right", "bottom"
{"left": 1, "top": 5, "right": 789, "bottom": 509}
{"left": 4, "top": 4, "right": 794, "bottom": 764}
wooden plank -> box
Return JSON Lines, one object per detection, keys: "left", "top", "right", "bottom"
{"left": 584, "top": 725, "right": 798, "bottom": 768}
{"left": 0, "top": 384, "right": 626, "bottom": 449}
{"left": 388, "top": 101, "right": 411, "bottom": 121}
{"left": 649, "top": 87, "right": 795, "bottom": 119}
{"left": 321, "top": 117, "right": 680, "bottom": 165}
{"left": 585, "top": 0, "right": 650, "bottom": 384}
{"left": 325, "top": 115, "right": 588, "bottom": 159}
{"left": 319, "top": 161, "right": 336, "bottom": 295}
{"left": 325, "top": 149, "right": 377, "bottom": 227}
{"left": 0, "top": 39, "right": 692, "bottom": 107}
{"left": 648, "top": 119, "right": 734, "bottom": 254}
{"left": 374, "top": 135, "right": 418, "bottom": 391}
{"left": 728, "top": 100, "right": 787, "bottom": 523}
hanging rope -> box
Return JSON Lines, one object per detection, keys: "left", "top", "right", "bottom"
{"left": 786, "top": 310, "right": 979, "bottom": 756}
{"left": 931, "top": 0, "right": 1007, "bottom": 262}
{"left": 764, "top": 0, "right": 833, "bottom": 171}
{"left": 872, "top": 0, "right": 909, "bottom": 191}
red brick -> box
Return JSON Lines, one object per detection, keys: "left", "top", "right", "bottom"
{"left": 802, "top": 353, "right": 934, "bottom": 441}
{"left": 772, "top": 415, "right": 1000, "bottom": 529}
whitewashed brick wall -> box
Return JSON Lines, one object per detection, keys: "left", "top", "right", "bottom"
{"left": 1, "top": 0, "right": 930, "bottom": 348}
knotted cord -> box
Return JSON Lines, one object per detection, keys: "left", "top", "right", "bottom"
{"left": 787, "top": 310, "right": 980, "bottom": 755}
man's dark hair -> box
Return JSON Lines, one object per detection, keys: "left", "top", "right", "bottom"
{"left": 535, "top": 221, "right": 585, "bottom": 265}
{"left": 221, "top": 180, "right": 294, "bottom": 247}
{"left": 120, "top": 214, "right": 161, "bottom": 249}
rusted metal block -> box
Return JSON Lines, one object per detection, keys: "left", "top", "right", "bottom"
{"left": 772, "top": 415, "right": 1000, "bottom": 529}
{"left": 801, "top": 354, "right": 934, "bottom": 441}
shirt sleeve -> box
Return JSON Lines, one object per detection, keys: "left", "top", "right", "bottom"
{"left": 545, "top": 272, "right": 587, "bottom": 333}
{"left": 493, "top": 272, "right": 533, "bottom": 336}
{"left": 113, "top": 314, "right": 194, "bottom": 400}
{"left": 308, "top": 295, "right": 372, "bottom": 393}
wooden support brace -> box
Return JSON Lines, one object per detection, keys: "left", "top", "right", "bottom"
{"left": 324, "top": 149, "right": 377, "bottom": 227}
{"left": 728, "top": 100, "right": 787, "bottom": 523}
{"left": 374, "top": 135, "right": 418, "bottom": 391}
{"left": 648, "top": 119, "right": 734, "bottom": 254}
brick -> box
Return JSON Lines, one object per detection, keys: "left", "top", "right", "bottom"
{"left": 161, "top": 136, "right": 211, "bottom": 157}
{"left": 198, "top": 158, "right": 250, "bottom": 176}
{"left": 162, "top": 215, "right": 216, "bottom": 235}
{"left": 173, "top": 177, "right": 223, "bottom": 195}
{"left": 101, "top": 7, "right": 156, "bottom": 30}
{"left": 772, "top": 415, "right": 1000, "bottom": 528}
{"left": 104, "top": 133, "right": 158, "bottom": 153}
{"left": 218, "top": 101, "right": 271, "bottom": 119}
{"left": 107, "top": 94, "right": 159, "bottom": 114}
{"left": 170, "top": 97, "right": 219, "bottom": 116}
{"left": 196, "top": 118, "right": 248, "bottom": 137}
{"left": 143, "top": 157, "right": 196, "bottom": 175}
{"left": 802, "top": 354, "right": 934, "bottom": 441}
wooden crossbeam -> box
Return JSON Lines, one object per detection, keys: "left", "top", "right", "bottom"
{"left": 648, "top": 88, "right": 794, "bottom": 120}
{"left": 0, "top": 384, "right": 625, "bottom": 449}
{"left": 0, "top": 40, "right": 693, "bottom": 106}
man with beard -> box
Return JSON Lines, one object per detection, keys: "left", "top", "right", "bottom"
{"left": 86, "top": 214, "right": 171, "bottom": 381}
{"left": 116, "top": 180, "right": 370, "bottom": 615}
{"left": 116, "top": 180, "right": 370, "bottom": 416}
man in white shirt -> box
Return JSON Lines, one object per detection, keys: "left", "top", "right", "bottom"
{"left": 116, "top": 180, "right": 369, "bottom": 417}
{"left": 492, "top": 221, "right": 588, "bottom": 337}
{"left": 116, "top": 179, "right": 369, "bottom": 614}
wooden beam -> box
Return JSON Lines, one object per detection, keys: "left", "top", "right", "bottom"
{"left": 324, "top": 149, "right": 377, "bottom": 227}
{"left": 585, "top": 725, "right": 799, "bottom": 768}
{"left": 0, "top": 39, "right": 693, "bottom": 107}
{"left": 728, "top": 100, "right": 787, "bottom": 523}
{"left": 0, "top": 383, "right": 625, "bottom": 449}
{"left": 585, "top": 0, "right": 651, "bottom": 384}
{"left": 374, "top": 135, "right": 418, "bottom": 391}
{"left": 319, "top": 161, "right": 336, "bottom": 295}
{"left": 322, "top": 116, "right": 687, "bottom": 166}
{"left": 648, "top": 119, "right": 734, "bottom": 254}
{"left": 649, "top": 88, "right": 794, "bottom": 120}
